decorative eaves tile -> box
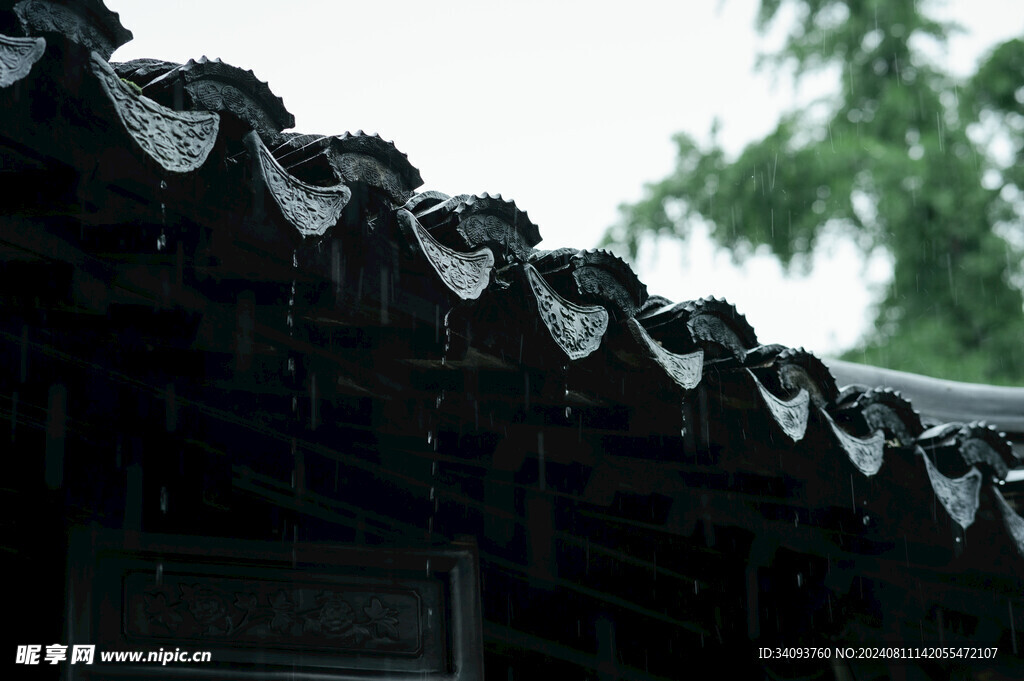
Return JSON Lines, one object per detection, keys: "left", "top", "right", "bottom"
{"left": 245, "top": 131, "right": 351, "bottom": 238}
{"left": 624, "top": 318, "right": 703, "bottom": 391}
{"left": 993, "top": 486, "right": 1024, "bottom": 559}
{"left": 820, "top": 408, "right": 885, "bottom": 476}
{"left": 523, "top": 264, "right": 608, "bottom": 361}
{"left": 415, "top": 193, "right": 540, "bottom": 267}
{"left": 397, "top": 209, "right": 493, "bottom": 301}
{"left": 917, "top": 421, "right": 1015, "bottom": 481}
{"left": 8, "top": 0, "right": 131, "bottom": 59}
{"left": 748, "top": 368, "right": 809, "bottom": 442}
{"left": 529, "top": 248, "right": 648, "bottom": 321}
{"left": 90, "top": 52, "right": 219, "bottom": 174}
{"left": 142, "top": 56, "right": 295, "bottom": 135}
{"left": 0, "top": 32, "right": 43, "bottom": 87}
{"left": 919, "top": 448, "right": 982, "bottom": 530}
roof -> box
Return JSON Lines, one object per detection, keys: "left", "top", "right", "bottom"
{"left": 3, "top": 1, "right": 1024, "bottom": 677}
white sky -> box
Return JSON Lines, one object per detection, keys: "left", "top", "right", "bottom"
{"left": 106, "top": 0, "right": 1024, "bottom": 358}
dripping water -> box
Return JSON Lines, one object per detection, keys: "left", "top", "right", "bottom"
{"left": 157, "top": 180, "right": 168, "bottom": 252}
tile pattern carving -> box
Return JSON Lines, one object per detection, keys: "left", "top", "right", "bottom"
{"left": 90, "top": 53, "right": 218, "bottom": 173}
{"left": 13, "top": 0, "right": 131, "bottom": 59}
{"left": 627, "top": 318, "right": 702, "bottom": 390}
{"left": 748, "top": 369, "right": 809, "bottom": 442}
{"left": 919, "top": 448, "right": 982, "bottom": 530}
{"left": 400, "top": 209, "right": 493, "bottom": 300}
{"left": 821, "top": 409, "right": 885, "bottom": 476}
{"left": 0, "top": 33, "right": 44, "bottom": 87}
{"left": 248, "top": 132, "right": 351, "bottom": 237}
{"left": 524, "top": 265, "right": 608, "bottom": 361}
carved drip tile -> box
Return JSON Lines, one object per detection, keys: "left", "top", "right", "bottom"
{"left": 820, "top": 409, "right": 885, "bottom": 477}
{"left": 90, "top": 53, "right": 219, "bottom": 174}
{"left": 992, "top": 486, "right": 1024, "bottom": 559}
{"left": 747, "top": 369, "right": 809, "bottom": 442}
{"left": 0, "top": 33, "right": 44, "bottom": 87}
{"left": 398, "top": 209, "right": 493, "bottom": 300}
{"left": 918, "top": 447, "right": 981, "bottom": 530}
{"left": 246, "top": 131, "right": 351, "bottom": 238}
{"left": 524, "top": 264, "right": 608, "bottom": 361}
{"left": 67, "top": 530, "right": 483, "bottom": 679}
{"left": 626, "top": 318, "right": 702, "bottom": 390}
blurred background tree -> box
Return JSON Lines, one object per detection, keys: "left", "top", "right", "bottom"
{"left": 603, "top": 0, "right": 1024, "bottom": 385}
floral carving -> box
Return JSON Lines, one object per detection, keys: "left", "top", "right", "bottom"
{"left": 524, "top": 265, "right": 608, "bottom": 361}
{"left": 400, "top": 209, "right": 493, "bottom": 300}
{"left": 820, "top": 409, "right": 885, "bottom": 476}
{"left": 90, "top": 53, "right": 218, "bottom": 173}
{"left": 748, "top": 369, "right": 809, "bottom": 442}
{"left": 919, "top": 449, "right": 981, "bottom": 530}
{"left": 248, "top": 132, "right": 351, "bottom": 237}
{"left": 0, "top": 33, "right": 45, "bottom": 88}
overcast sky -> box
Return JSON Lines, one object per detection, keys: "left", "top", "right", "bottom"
{"left": 106, "top": 0, "right": 1024, "bottom": 359}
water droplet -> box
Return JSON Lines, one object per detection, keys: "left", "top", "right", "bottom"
{"left": 862, "top": 515, "right": 870, "bottom": 526}
{"left": 955, "top": 536, "right": 961, "bottom": 543}
{"left": 155, "top": 562, "right": 163, "bottom": 585}
{"left": 565, "top": 407, "right": 572, "bottom": 419}
{"left": 156, "top": 233, "right": 166, "bottom": 251}
{"left": 159, "top": 180, "right": 168, "bottom": 191}
{"left": 159, "top": 486, "right": 168, "bottom": 514}
{"left": 429, "top": 487, "right": 435, "bottom": 500}
{"left": 425, "top": 559, "right": 431, "bottom": 575}
{"left": 427, "top": 431, "right": 433, "bottom": 445}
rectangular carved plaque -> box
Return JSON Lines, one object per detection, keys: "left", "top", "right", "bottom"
{"left": 65, "top": 529, "right": 482, "bottom": 680}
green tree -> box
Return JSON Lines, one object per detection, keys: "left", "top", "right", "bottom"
{"left": 604, "top": 0, "right": 1024, "bottom": 385}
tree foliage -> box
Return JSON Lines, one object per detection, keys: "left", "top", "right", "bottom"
{"left": 605, "top": 0, "right": 1024, "bottom": 384}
